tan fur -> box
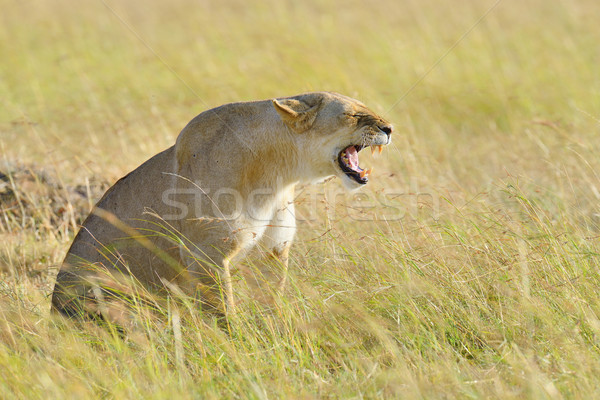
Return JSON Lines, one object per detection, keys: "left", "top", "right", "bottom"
{"left": 51, "top": 92, "right": 393, "bottom": 320}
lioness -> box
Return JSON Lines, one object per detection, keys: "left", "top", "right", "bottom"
{"left": 51, "top": 92, "right": 393, "bottom": 319}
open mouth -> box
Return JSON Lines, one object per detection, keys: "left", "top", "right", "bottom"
{"left": 338, "top": 144, "right": 383, "bottom": 184}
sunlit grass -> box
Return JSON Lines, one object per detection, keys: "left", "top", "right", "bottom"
{"left": 1, "top": 0, "right": 600, "bottom": 398}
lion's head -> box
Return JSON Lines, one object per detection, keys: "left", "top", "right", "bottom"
{"left": 273, "top": 92, "right": 393, "bottom": 189}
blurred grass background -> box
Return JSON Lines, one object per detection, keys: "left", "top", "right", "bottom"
{"left": 1, "top": 0, "right": 600, "bottom": 398}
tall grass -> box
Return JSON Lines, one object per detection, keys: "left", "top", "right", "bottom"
{"left": 1, "top": 0, "right": 600, "bottom": 398}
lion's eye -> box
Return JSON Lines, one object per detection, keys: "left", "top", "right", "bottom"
{"left": 344, "top": 114, "right": 359, "bottom": 125}
{"left": 345, "top": 113, "right": 371, "bottom": 127}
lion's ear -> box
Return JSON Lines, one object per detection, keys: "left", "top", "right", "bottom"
{"left": 273, "top": 98, "right": 321, "bottom": 133}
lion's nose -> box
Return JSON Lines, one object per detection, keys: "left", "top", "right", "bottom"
{"left": 379, "top": 125, "right": 393, "bottom": 136}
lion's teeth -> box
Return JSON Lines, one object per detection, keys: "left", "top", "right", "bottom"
{"left": 366, "top": 167, "right": 373, "bottom": 176}
{"left": 371, "top": 145, "right": 384, "bottom": 155}
{"left": 360, "top": 170, "right": 366, "bottom": 178}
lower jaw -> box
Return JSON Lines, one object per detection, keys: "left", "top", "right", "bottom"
{"left": 338, "top": 166, "right": 368, "bottom": 185}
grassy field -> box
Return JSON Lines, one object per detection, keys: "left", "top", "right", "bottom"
{"left": 1, "top": 0, "right": 600, "bottom": 398}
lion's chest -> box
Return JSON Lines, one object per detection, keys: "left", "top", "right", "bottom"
{"left": 238, "top": 204, "right": 277, "bottom": 241}
{"left": 233, "top": 190, "right": 292, "bottom": 251}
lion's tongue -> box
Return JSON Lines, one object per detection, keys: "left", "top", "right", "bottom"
{"left": 346, "top": 146, "right": 360, "bottom": 171}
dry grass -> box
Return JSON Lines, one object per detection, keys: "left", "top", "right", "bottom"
{"left": 1, "top": 0, "right": 600, "bottom": 398}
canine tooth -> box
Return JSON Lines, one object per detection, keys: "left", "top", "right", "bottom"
{"left": 360, "top": 170, "right": 366, "bottom": 178}
{"left": 366, "top": 167, "right": 373, "bottom": 176}
{"left": 377, "top": 145, "right": 383, "bottom": 154}
{"left": 371, "top": 146, "right": 376, "bottom": 156}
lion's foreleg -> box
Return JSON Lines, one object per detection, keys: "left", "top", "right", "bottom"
{"left": 272, "top": 246, "right": 291, "bottom": 292}
{"left": 178, "top": 242, "right": 240, "bottom": 319}
{"left": 261, "top": 198, "right": 296, "bottom": 292}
